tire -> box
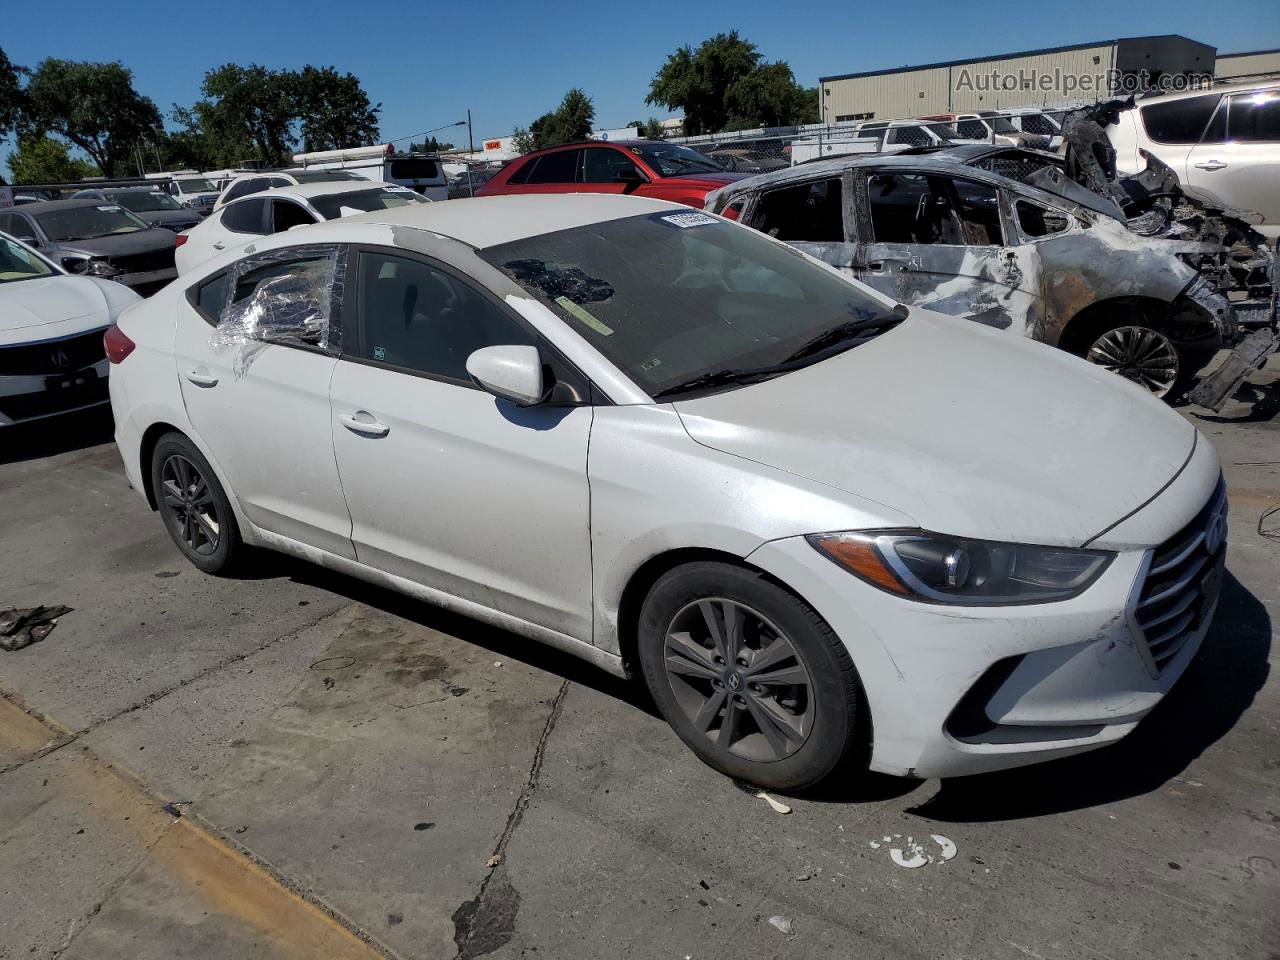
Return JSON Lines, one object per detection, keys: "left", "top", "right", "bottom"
{"left": 1081, "top": 324, "right": 1181, "bottom": 398}
{"left": 150, "top": 433, "right": 244, "bottom": 575}
{"left": 637, "top": 561, "right": 864, "bottom": 790}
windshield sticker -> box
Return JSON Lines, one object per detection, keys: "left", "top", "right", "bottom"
{"left": 660, "top": 212, "right": 718, "bottom": 229}
{"left": 555, "top": 296, "right": 613, "bottom": 337}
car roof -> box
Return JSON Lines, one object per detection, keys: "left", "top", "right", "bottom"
{"left": 14, "top": 197, "right": 116, "bottom": 216}
{"left": 242, "top": 181, "right": 402, "bottom": 202}
{"left": 337, "top": 193, "right": 681, "bottom": 248}
{"left": 1138, "top": 78, "right": 1280, "bottom": 104}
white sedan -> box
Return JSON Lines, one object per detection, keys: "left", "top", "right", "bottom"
{"left": 1, "top": 231, "right": 140, "bottom": 427}
{"left": 175, "top": 181, "right": 427, "bottom": 275}
{"left": 108, "top": 195, "right": 1223, "bottom": 789}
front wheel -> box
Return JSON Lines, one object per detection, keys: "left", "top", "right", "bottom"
{"left": 150, "top": 433, "right": 243, "bottom": 575}
{"left": 637, "top": 562, "right": 865, "bottom": 790}
{"left": 1084, "top": 325, "right": 1180, "bottom": 397}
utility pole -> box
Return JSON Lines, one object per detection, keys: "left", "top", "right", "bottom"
{"left": 467, "top": 110, "right": 475, "bottom": 198}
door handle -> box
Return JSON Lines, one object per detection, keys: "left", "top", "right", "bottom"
{"left": 212, "top": 241, "right": 225, "bottom": 250}
{"left": 185, "top": 370, "right": 218, "bottom": 388}
{"left": 867, "top": 259, "right": 908, "bottom": 273}
{"left": 1193, "top": 160, "right": 1227, "bottom": 171}
{"left": 339, "top": 412, "right": 390, "bottom": 438}
{"left": 867, "top": 260, "right": 886, "bottom": 272}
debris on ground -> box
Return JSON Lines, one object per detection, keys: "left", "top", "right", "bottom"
{"left": 767, "top": 916, "right": 794, "bottom": 934}
{"left": 0, "top": 605, "right": 72, "bottom": 652}
{"left": 485, "top": 854, "right": 502, "bottom": 868}
{"left": 757, "top": 792, "right": 791, "bottom": 815}
{"left": 879, "top": 833, "right": 958, "bottom": 868}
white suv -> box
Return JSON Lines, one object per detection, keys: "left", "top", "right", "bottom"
{"left": 1107, "top": 82, "right": 1280, "bottom": 239}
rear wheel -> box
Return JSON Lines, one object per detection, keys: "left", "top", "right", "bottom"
{"left": 150, "top": 433, "right": 243, "bottom": 575}
{"left": 637, "top": 561, "right": 864, "bottom": 790}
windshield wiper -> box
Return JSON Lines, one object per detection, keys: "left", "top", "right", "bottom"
{"left": 652, "top": 364, "right": 797, "bottom": 400}
{"left": 783, "top": 306, "right": 908, "bottom": 363}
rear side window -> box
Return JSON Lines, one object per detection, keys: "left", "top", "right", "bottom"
{"left": 755, "top": 178, "right": 845, "bottom": 242}
{"left": 522, "top": 149, "right": 581, "bottom": 184}
{"left": 221, "top": 198, "right": 266, "bottom": 234}
{"left": 270, "top": 199, "right": 317, "bottom": 233}
{"left": 1140, "top": 95, "right": 1221, "bottom": 144}
{"left": 1227, "top": 92, "right": 1280, "bottom": 143}
{"left": 192, "top": 271, "right": 230, "bottom": 323}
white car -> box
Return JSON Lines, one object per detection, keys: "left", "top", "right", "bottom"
{"left": 214, "top": 169, "right": 369, "bottom": 211}
{"left": 165, "top": 176, "right": 223, "bottom": 217}
{"left": 176, "top": 181, "right": 428, "bottom": 274}
{"left": 108, "top": 195, "right": 1224, "bottom": 789}
{"left": 1, "top": 231, "right": 140, "bottom": 427}
{"left": 1108, "top": 81, "right": 1280, "bottom": 239}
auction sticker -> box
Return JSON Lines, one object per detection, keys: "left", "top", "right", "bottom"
{"left": 660, "top": 212, "right": 718, "bottom": 229}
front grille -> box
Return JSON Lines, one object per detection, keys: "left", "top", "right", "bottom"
{"left": 0, "top": 369, "right": 108, "bottom": 422}
{"left": 0, "top": 327, "right": 109, "bottom": 376}
{"left": 1134, "top": 478, "right": 1227, "bottom": 672}
{"left": 108, "top": 247, "right": 176, "bottom": 275}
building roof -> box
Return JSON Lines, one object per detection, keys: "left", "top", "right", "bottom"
{"left": 819, "top": 35, "right": 1212, "bottom": 84}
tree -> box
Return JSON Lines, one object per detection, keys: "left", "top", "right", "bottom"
{"left": 647, "top": 32, "right": 816, "bottom": 134}
{"left": 193, "top": 64, "right": 299, "bottom": 167}
{"left": 519, "top": 88, "right": 595, "bottom": 152}
{"left": 511, "top": 127, "right": 536, "bottom": 154}
{"left": 0, "top": 47, "right": 27, "bottom": 139}
{"left": 25, "top": 59, "right": 161, "bottom": 176}
{"left": 627, "top": 117, "right": 666, "bottom": 139}
{"left": 408, "top": 136, "right": 454, "bottom": 153}
{"left": 6, "top": 132, "right": 99, "bottom": 184}
{"left": 295, "top": 66, "right": 380, "bottom": 152}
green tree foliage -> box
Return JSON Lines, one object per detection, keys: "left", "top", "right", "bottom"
{"left": 25, "top": 59, "right": 161, "bottom": 176}
{"left": 408, "top": 136, "right": 454, "bottom": 153}
{"left": 192, "top": 64, "right": 299, "bottom": 167}
{"left": 627, "top": 117, "right": 667, "bottom": 139}
{"left": 295, "top": 66, "right": 381, "bottom": 152}
{"left": 647, "top": 32, "right": 817, "bottom": 135}
{"left": 519, "top": 88, "right": 596, "bottom": 152}
{"left": 0, "top": 47, "right": 27, "bottom": 139}
{"left": 6, "top": 132, "right": 99, "bottom": 184}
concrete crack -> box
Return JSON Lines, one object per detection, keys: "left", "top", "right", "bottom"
{"left": 451, "top": 680, "right": 569, "bottom": 960}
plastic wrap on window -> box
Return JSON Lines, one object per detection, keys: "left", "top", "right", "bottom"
{"left": 209, "top": 245, "right": 347, "bottom": 374}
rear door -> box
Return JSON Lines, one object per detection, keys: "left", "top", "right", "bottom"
{"left": 853, "top": 170, "right": 1044, "bottom": 335}
{"left": 174, "top": 244, "right": 355, "bottom": 557}
{"left": 744, "top": 174, "right": 856, "bottom": 272}
{"left": 1185, "top": 89, "right": 1280, "bottom": 232}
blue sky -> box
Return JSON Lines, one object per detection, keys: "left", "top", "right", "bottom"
{"left": 3, "top": 0, "right": 1278, "bottom": 173}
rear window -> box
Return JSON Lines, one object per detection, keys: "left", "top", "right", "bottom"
{"left": 389, "top": 158, "right": 440, "bottom": 180}
{"left": 1140, "top": 95, "right": 1222, "bottom": 144}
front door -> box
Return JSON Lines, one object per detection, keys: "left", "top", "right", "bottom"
{"left": 854, "top": 170, "right": 1044, "bottom": 336}
{"left": 173, "top": 244, "right": 355, "bottom": 558}
{"left": 328, "top": 247, "right": 595, "bottom": 641}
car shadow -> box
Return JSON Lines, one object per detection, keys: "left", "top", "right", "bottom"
{"left": 905, "top": 570, "right": 1270, "bottom": 822}
{"left": 0, "top": 407, "right": 115, "bottom": 464}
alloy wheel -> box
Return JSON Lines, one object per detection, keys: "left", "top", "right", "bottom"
{"left": 159, "top": 454, "right": 221, "bottom": 556}
{"left": 1085, "top": 326, "right": 1180, "bottom": 397}
{"left": 662, "top": 598, "right": 814, "bottom": 762}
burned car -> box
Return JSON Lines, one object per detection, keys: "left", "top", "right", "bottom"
{"left": 705, "top": 151, "right": 1258, "bottom": 399}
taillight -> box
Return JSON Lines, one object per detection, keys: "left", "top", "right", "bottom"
{"left": 104, "top": 325, "right": 136, "bottom": 364}
{"left": 175, "top": 234, "right": 188, "bottom": 247}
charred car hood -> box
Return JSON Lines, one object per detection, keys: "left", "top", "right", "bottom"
{"left": 0, "top": 275, "right": 116, "bottom": 346}
{"left": 673, "top": 310, "right": 1194, "bottom": 547}
{"left": 56, "top": 227, "right": 177, "bottom": 258}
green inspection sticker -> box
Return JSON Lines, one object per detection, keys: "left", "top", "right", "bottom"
{"left": 555, "top": 296, "right": 613, "bottom": 336}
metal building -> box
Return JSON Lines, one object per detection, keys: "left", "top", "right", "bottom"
{"left": 1215, "top": 48, "right": 1280, "bottom": 82}
{"left": 819, "top": 35, "right": 1216, "bottom": 124}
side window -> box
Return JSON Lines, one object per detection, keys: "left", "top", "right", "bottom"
{"left": 1016, "top": 200, "right": 1070, "bottom": 238}
{"left": 270, "top": 199, "right": 317, "bottom": 233}
{"left": 1227, "top": 92, "right": 1280, "bottom": 143}
{"left": 355, "top": 252, "right": 535, "bottom": 382}
{"left": 1140, "top": 95, "right": 1222, "bottom": 144}
{"left": 192, "top": 271, "right": 230, "bottom": 324}
{"left": 956, "top": 119, "right": 987, "bottom": 139}
{"left": 506, "top": 157, "right": 534, "bottom": 185}
{"left": 223, "top": 178, "right": 262, "bottom": 203}
{"left": 522, "top": 149, "right": 581, "bottom": 184}
{"left": 581, "top": 148, "right": 641, "bottom": 183}
{"left": 755, "top": 178, "right": 845, "bottom": 242}
{"left": 221, "top": 198, "right": 267, "bottom": 234}
{"left": 0, "top": 213, "right": 37, "bottom": 243}
{"left": 219, "top": 251, "right": 339, "bottom": 349}
{"left": 1022, "top": 114, "right": 1055, "bottom": 136}
{"left": 951, "top": 178, "right": 1003, "bottom": 245}
{"left": 888, "top": 125, "right": 931, "bottom": 147}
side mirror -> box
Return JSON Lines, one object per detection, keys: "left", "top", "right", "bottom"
{"left": 466, "top": 345, "right": 545, "bottom": 406}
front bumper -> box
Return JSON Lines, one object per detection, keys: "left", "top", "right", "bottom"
{"left": 745, "top": 462, "right": 1224, "bottom": 779}
{"left": 0, "top": 359, "right": 111, "bottom": 427}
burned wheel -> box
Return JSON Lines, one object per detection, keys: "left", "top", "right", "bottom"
{"left": 638, "top": 562, "right": 863, "bottom": 790}
{"left": 150, "top": 433, "right": 243, "bottom": 575}
{"left": 1085, "top": 325, "right": 1180, "bottom": 397}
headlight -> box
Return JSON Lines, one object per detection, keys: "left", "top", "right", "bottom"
{"left": 61, "top": 256, "right": 119, "bottom": 278}
{"left": 806, "top": 530, "right": 1113, "bottom": 605}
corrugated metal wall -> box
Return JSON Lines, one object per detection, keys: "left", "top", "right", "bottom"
{"left": 822, "top": 45, "right": 1116, "bottom": 123}
{"left": 1215, "top": 50, "right": 1280, "bottom": 81}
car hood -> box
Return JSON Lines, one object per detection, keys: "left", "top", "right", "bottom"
{"left": 135, "top": 208, "right": 201, "bottom": 228}
{"left": 673, "top": 310, "right": 1194, "bottom": 547}
{"left": 0, "top": 275, "right": 119, "bottom": 346}
{"left": 54, "top": 227, "right": 177, "bottom": 258}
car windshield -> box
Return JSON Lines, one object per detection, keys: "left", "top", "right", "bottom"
{"left": 309, "top": 188, "right": 425, "bottom": 220}
{"left": 175, "top": 179, "right": 217, "bottom": 194}
{"left": 925, "top": 122, "right": 967, "bottom": 141}
{"left": 113, "top": 191, "right": 184, "bottom": 213}
{"left": 481, "top": 212, "right": 900, "bottom": 398}
{"left": 984, "top": 115, "right": 1019, "bottom": 134}
{"left": 628, "top": 143, "right": 724, "bottom": 177}
{"left": 0, "top": 235, "right": 56, "bottom": 283}
{"left": 33, "top": 204, "right": 149, "bottom": 241}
